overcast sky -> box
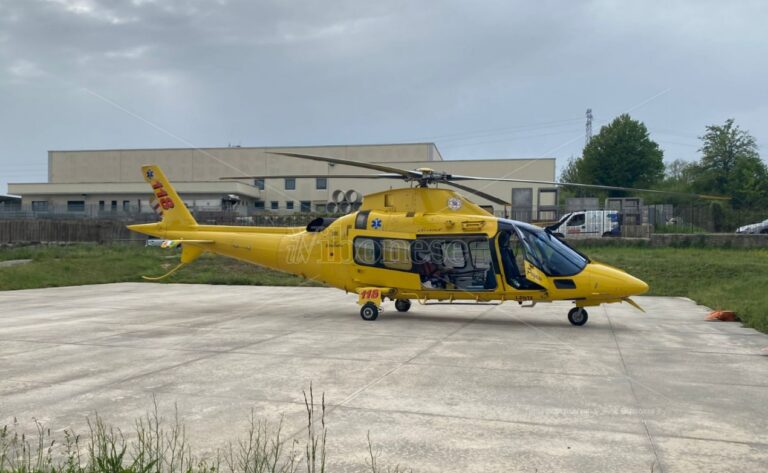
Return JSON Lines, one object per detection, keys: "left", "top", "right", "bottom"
{"left": 1, "top": 0, "right": 766, "bottom": 193}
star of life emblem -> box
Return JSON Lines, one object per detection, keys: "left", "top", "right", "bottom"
{"left": 371, "top": 218, "right": 382, "bottom": 229}
{"left": 146, "top": 169, "right": 154, "bottom": 179}
{"left": 447, "top": 197, "right": 462, "bottom": 210}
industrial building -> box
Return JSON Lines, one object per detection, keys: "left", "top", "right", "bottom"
{"left": 7, "top": 143, "right": 557, "bottom": 220}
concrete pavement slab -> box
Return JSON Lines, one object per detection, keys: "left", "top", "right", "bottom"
{"left": 1, "top": 283, "right": 767, "bottom": 472}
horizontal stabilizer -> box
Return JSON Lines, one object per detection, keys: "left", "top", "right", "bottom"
{"left": 146, "top": 239, "right": 214, "bottom": 248}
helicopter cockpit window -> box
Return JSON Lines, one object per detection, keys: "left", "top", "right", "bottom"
{"left": 518, "top": 226, "right": 587, "bottom": 277}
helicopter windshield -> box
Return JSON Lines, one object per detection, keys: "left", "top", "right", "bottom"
{"left": 510, "top": 222, "right": 588, "bottom": 277}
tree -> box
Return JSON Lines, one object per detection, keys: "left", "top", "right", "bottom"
{"left": 562, "top": 114, "right": 664, "bottom": 195}
{"left": 689, "top": 119, "right": 767, "bottom": 208}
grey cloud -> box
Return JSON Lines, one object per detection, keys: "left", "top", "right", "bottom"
{"left": 0, "top": 0, "right": 766, "bottom": 193}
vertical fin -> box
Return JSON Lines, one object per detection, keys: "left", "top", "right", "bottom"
{"left": 141, "top": 165, "right": 197, "bottom": 228}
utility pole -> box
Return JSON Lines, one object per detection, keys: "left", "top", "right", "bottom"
{"left": 585, "top": 108, "right": 593, "bottom": 148}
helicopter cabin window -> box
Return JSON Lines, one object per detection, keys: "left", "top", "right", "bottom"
{"left": 469, "top": 240, "right": 492, "bottom": 269}
{"left": 381, "top": 239, "right": 411, "bottom": 271}
{"left": 354, "top": 238, "right": 378, "bottom": 266}
{"left": 353, "top": 238, "right": 413, "bottom": 271}
{"left": 413, "top": 237, "right": 496, "bottom": 291}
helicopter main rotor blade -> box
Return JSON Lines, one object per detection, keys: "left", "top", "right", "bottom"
{"left": 269, "top": 152, "right": 422, "bottom": 179}
{"left": 442, "top": 181, "right": 509, "bottom": 206}
{"left": 220, "top": 173, "right": 404, "bottom": 180}
{"left": 448, "top": 175, "right": 730, "bottom": 201}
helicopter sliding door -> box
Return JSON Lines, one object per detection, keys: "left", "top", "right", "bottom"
{"left": 412, "top": 236, "right": 497, "bottom": 291}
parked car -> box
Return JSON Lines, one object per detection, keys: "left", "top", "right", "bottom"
{"left": 736, "top": 219, "right": 768, "bottom": 234}
{"left": 546, "top": 210, "right": 621, "bottom": 238}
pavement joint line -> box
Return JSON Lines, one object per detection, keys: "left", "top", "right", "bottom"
{"left": 332, "top": 403, "right": 659, "bottom": 440}
{"left": 502, "top": 304, "right": 728, "bottom": 470}
{"left": 605, "top": 307, "right": 664, "bottom": 473}
{"left": 334, "top": 305, "right": 495, "bottom": 408}
{"left": 280, "top": 305, "right": 496, "bottom": 443}
{"left": 505, "top": 305, "right": 725, "bottom": 415}
{"left": 405, "top": 360, "right": 629, "bottom": 379}
{"left": 0, "top": 337, "right": 292, "bottom": 357}
{"left": 21, "top": 379, "right": 767, "bottom": 450}
{"left": 9, "top": 379, "right": 768, "bottom": 451}
{"left": 99, "top": 331, "right": 299, "bottom": 390}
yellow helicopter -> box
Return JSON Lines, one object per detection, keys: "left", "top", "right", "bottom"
{"left": 128, "top": 152, "right": 722, "bottom": 326}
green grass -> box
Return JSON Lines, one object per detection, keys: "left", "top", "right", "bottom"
{"left": 583, "top": 246, "right": 768, "bottom": 333}
{"left": 0, "top": 244, "right": 321, "bottom": 291}
{"left": 1, "top": 243, "right": 766, "bottom": 334}
{"left": 652, "top": 224, "right": 708, "bottom": 234}
{"left": 0, "top": 388, "right": 408, "bottom": 473}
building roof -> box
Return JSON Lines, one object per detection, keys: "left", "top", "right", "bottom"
{"left": 0, "top": 194, "right": 21, "bottom": 203}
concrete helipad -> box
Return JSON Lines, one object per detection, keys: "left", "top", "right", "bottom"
{"left": 1, "top": 283, "right": 767, "bottom": 472}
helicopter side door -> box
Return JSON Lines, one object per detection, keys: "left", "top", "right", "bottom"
{"left": 412, "top": 235, "right": 497, "bottom": 291}
{"left": 495, "top": 223, "right": 546, "bottom": 292}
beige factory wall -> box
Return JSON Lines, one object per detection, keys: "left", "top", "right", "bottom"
{"left": 259, "top": 158, "right": 556, "bottom": 211}
{"left": 30, "top": 144, "right": 555, "bottom": 216}
{"left": 49, "top": 143, "right": 441, "bottom": 184}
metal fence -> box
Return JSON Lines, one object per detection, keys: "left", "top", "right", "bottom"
{"left": 1, "top": 201, "right": 766, "bottom": 236}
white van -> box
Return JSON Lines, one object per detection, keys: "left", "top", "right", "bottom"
{"left": 546, "top": 210, "right": 621, "bottom": 238}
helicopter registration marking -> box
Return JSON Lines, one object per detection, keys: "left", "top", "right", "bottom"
{"left": 150, "top": 180, "right": 175, "bottom": 210}
{"left": 360, "top": 289, "right": 380, "bottom": 299}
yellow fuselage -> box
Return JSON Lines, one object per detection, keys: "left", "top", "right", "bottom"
{"left": 129, "top": 187, "right": 648, "bottom": 308}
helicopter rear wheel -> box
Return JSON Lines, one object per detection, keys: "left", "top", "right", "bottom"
{"left": 394, "top": 299, "right": 411, "bottom": 312}
{"left": 568, "top": 307, "right": 588, "bottom": 326}
{"left": 360, "top": 302, "right": 379, "bottom": 321}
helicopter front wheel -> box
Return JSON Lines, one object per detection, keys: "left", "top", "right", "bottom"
{"left": 394, "top": 299, "right": 411, "bottom": 312}
{"left": 568, "top": 307, "right": 588, "bottom": 326}
{"left": 360, "top": 302, "right": 380, "bottom": 321}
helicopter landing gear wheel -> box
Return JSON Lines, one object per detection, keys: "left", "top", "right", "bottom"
{"left": 568, "top": 307, "right": 588, "bottom": 326}
{"left": 394, "top": 299, "right": 411, "bottom": 312}
{"left": 360, "top": 302, "right": 379, "bottom": 321}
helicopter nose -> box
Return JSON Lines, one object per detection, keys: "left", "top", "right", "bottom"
{"left": 625, "top": 273, "right": 649, "bottom": 296}
{"left": 586, "top": 263, "right": 649, "bottom": 297}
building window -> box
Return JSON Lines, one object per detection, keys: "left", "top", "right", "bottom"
{"left": 316, "top": 178, "right": 327, "bottom": 190}
{"left": 123, "top": 200, "right": 130, "bottom": 211}
{"left": 300, "top": 201, "right": 311, "bottom": 212}
{"left": 254, "top": 178, "right": 265, "bottom": 190}
{"left": 270, "top": 201, "right": 279, "bottom": 210}
{"left": 286, "top": 201, "right": 294, "bottom": 210}
{"left": 284, "top": 178, "right": 295, "bottom": 190}
{"left": 254, "top": 201, "right": 265, "bottom": 210}
{"left": 111, "top": 200, "right": 117, "bottom": 211}
{"left": 98, "top": 201, "right": 105, "bottom": 211}
{"left": 314, "top": 203, "right": 326, "bottom": 213}
{"left": 31, "top": 201, "right": 49, "bottom": 212}
{"left": 67, "top": 200, "right": 85, "bottom": 212}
